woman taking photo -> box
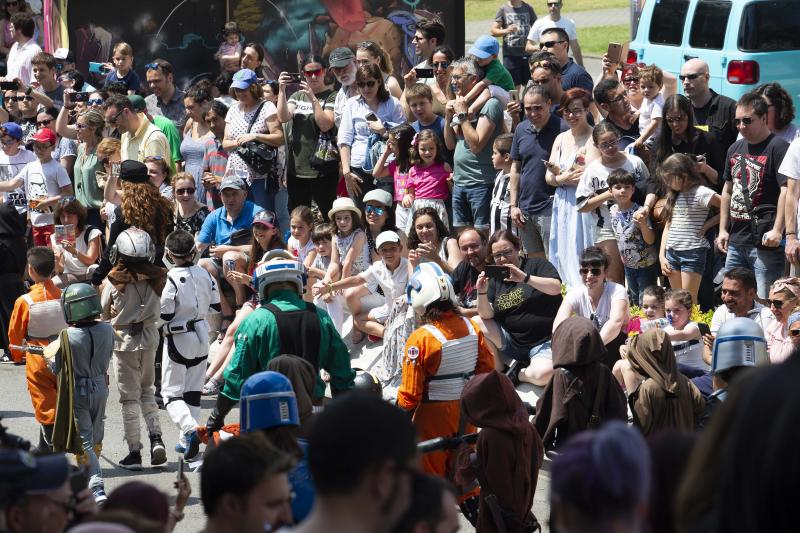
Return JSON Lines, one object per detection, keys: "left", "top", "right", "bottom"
{"left": 407, "top": 207, "right": 461, "bottom": 274}
{"left": 338, "top": 63, "right": 405, "bottom": 205}
{"left": 70, "top": 109, "right": 105, "bottom": 228}
{"left": 355, "top": 41, "right": 402, "bottom": 99}
{"left": 276, "top": 54, "right": 339, "bottom": 219}
{"left": 172, "top": 172, "right": 209, "bottom": 238}
{"left": 553, "top": 246, "right": 629, "bottom": 368}
{"left": 51, "top": 197, "right": 102, "bottom": 287}
{"left": 576, "top": 122, "right": 649, "bottom": 285}
{"left": 547, "top": 88, "right": 595, "bottom": 289}
{"left": 403, "top": 45, "right": 454, "bottom": 118}
{"left": 180, "top": 85, "right": 214, "bottom": 204}
{"left": 223, "top": 68, "right": 285, "bottom": 211}
{"left": 475, "top": 230, "right": 563, "bottom": 385}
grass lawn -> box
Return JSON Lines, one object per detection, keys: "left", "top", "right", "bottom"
{"left": 465, "top": 0, "right": 628, "bottom": 22}
{"left": 578, "top": 24, "right": 631, "bottom": 56}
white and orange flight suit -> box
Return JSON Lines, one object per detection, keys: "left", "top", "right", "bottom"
{"left": 397, "top": 311, "right": 493, "bottom": 478}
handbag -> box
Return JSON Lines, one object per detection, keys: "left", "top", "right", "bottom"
{"left": 738, "top": 154, "right": 778, "bottom": 249}
{"left": 236, "top": 102, "right": 279, "bottom": 178}
{"left": 309, "top": 129, "right": 340, "bottom": 174}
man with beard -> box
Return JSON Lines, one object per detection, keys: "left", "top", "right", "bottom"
{"left": 329, "top": 48, "right": 358, "bottom": 128}
{"left": 451, "top": 227, "right": 488, "bottom": 316}
{"left": 293, "top": 392, "right": 418, "bottom": 533}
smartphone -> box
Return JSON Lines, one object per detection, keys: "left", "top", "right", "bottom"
{"left": 485, "top": 265, "right": 510, "bottom": 279}
{"left": 286, "top": 72, "right": 303, "bottom": 83}
{"left": 71, "top": 92, "right": 90, "bottom": 102}
{"left": 111, "top": 161, "right": 121, "bottom": 178}
{"left": 606, "top": 42, "right": 623, "bottom": 64}
{"left": 177, "top": 456, "right": 185, "bottom": 480}
{"left": 365, "top": 112, "right": 378, "bottom": 122}
{"left": 70, "top": 467, "right": 89, "bottom": 495}
{"left": 224, "top": 258, "right": 236, "bottom": 271}
{"left": 0, "top": 80, "right": 18, "bottom": 91}
{"left": 88, "top": 62, "right": 110, "bottom": 75}
{"left": 414, "top": 68, "right": 434, "bottom": 78}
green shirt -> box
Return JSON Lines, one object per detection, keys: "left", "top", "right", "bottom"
{"left": 221, "top": 289, "right": 355, "bottom": 401}
{"left": 453, "top": 98, "right": 505, "bottom": 187}
{"left": 287, "top": 89, "right": 337, "bottom": 179}
{"left": 153, "top": 115, "right": 181, "bottom": 173}
{"left": 74, "top": 144, "right": 104, "bottom": 209}
{"left": 484, "top": 59, "right": 516, "bottom": 91}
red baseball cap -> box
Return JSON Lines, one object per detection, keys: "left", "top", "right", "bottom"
{"left": 31, "top": 127, "right": 56, "bottom": 145}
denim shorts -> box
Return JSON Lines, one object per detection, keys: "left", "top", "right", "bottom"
{"left": 666, "top": 247, "right": 707, "bottom": 274}
{"left": 500, "top": 325, "right": 552, "bottom": 363}
{"left": 452, "top": 183, "right": 493, "bottom": 229}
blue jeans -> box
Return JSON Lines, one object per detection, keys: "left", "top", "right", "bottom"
{"left": 624, "top": 263, "right": 658, "bottom": 306}
{"left": 452, "top": 183, "right": 493, "bottom": 229}
{"left": 247, "top": 178, "right": 276, "bottom": 212}
{"left": 724, "top": 243, "right": 784, "bottom": 299}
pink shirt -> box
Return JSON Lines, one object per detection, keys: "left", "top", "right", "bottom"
{"left": 408, "top": 162, "right": 450, "bottom": 200}
{"left": 388, "top": 161, "right": 409, "bottom": 202}
{"left": 765, "top": 320, "right": 794, "bottom": 363}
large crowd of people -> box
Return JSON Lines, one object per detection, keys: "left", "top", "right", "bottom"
{"left": 1, "top": 1, "right": 800, "bottom": 532}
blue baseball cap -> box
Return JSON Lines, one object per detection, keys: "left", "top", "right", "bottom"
{"left": 1, "top": 122, "right": 23, "bottom": 140}
{"left": 468, "top": 36, "right": 500, "bottom": 60}
{"left": 231, "top": 68, "right": 258, "bottom": 90}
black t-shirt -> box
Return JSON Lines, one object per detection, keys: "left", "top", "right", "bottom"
{"left": 451, "top": 260, "right": 480, "bottom": 309}
{"left": 650, "top": 130, "right": 726, "bottom": 194}
{"left": 487, "top": 257, "right": 562, "bottom": 346}
{"left": 723, "top": 133, "right": 790, "bottom": 246}
{"left": 693, "top": 90, "right": 737, "bottom": 150}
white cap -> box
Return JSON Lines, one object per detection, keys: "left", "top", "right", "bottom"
{"left": 376, "top": 231, "right": 401, "bottom": 249}
{"left": 53, "top": 48, "right": 70, "bottom": 61}
{"left": 363, "top": 189, "right": 393, "bottom": 207}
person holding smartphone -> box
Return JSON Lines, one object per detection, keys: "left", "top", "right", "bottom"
{"left": 476, "top": 229, "right": 562, "bottom": 384}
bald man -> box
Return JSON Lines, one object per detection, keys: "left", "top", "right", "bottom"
{"left": 680, "top": 58, "right": 737, "bottom": 149}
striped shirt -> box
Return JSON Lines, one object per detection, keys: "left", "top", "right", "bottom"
{"left": 490, "top": 170, "right": 514, "bottom": 235}
{"left": 202, "top": 137, "right": 228, "bottom": 207}
{"left": 666, "top": 185, "right": 715, "bottom": 251}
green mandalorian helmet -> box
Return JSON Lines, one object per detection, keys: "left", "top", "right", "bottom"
{"left": 61, "top": 283, "right": 102, "bottom": 324}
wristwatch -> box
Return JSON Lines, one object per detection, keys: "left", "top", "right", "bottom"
{"left": 456, "top": 112, "right": 468, "bottom": 123}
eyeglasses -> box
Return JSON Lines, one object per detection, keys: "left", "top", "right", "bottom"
{"left": 36, "top": 119, "right": 53, "bottom": 127}
{"left": 87, "top": 98, "right": 104, "bottom": 106}
{"left": 539, "top": 40, "right": 566, "bottom": 49}
{"left": 432, "top": 61, "right": 450, "bottom": 69}
{"left": 598, "top": 140, "right": 619, "bottom": 151}
{"left": 679, "top": 73, "right": 703, "bottom": 81}
{"left": 734, "top": 117, "right": 753, "bottom": 126}
{"left": 356, "top": 80, "right": 377, "bottom": 88}
{"left": 789, "top": 329, "right": 800, "bottom": 337}
{"left": 665, "top": 115, "right": 686, "bottom": 123}
{"left": 365, "top": 205, "right": 385, "bottom": 216}
{"left": 303, "top": 67, "right": 324, "bottom": 77}
{"left": 491, "top": 249, "right": 515, "bottom": 261}
{"left": 564, "top": 107, "right": 585, "bottom": 116}
{"left": 580, "top": 267, "right": 603, "bottom": 276}
{"left": 609, "top": 93, "right": 626, "bottom": 104}
{"left": 106, "top": 107, "right": 125, "bottom": 125}
{"left": 175, "top": 187, "right": 196, "bottom": 196}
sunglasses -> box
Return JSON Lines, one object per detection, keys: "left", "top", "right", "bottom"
{"left": 145, "top": 155, "right": 165, "bottom": 161}
{"left": 58, "top": 196, "right": 77, "bottom": 207}
{"left": 539, "top": 40, "right": 566, "bottom": 49}
{"left": 432, "top": 61, "right": 450, "bottom": 69}
{"left": 734, "top": 117, "right": 753, "bottom": 126}
{"left": 6, "top": 1, "right": 18, "bottom": 5}
{"left": 304, "top": 67, "right": 324, "bottom": 77}
{"left": 622, "top": 77, "right": 638, "bottom": 84}
{"left": 8, "top": 95, "right": 33, "bottom": 102}
{"left": 548, "top": 1, "right": 562, "bottom": 6}
{"left": 36, "top": 119, "right": 53, "bottom": 127}
{"left": 87, "top": 98, "right": 104, "bottom": 106}
{"left": 580, "top": 267, "right": 603, "bottom": 276}
{"left": 768, "top": 298, "right": 792, "bottom": 309}
{"left": 357, "top": 80, "right": 378, "bottom": 88}
{"left": 75, "top": 123, "right": 89, "bottom": 130}
{"left": 365, "top": 205, "right": 385, "bottom": 216}
{"left": 679, "top": 73, "right": 703, "bottom": 81}
{"left": 665, "top": 115, "right": 686, "bottom": 123}
{"left": 598, "top": 140, "right": 619, "bottom": 151}
{"left": 144, "top": 62, "right": 162, "bottom": 71}
{"left": 106, "top": 107, "right": 125, "bottom": 125}
{"left": 175, "top": 187, "right": 196, "bottom": 196}
{"left": 790, "top": 329, "right": 800, "bottom": 337}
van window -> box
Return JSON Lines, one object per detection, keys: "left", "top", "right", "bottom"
{"left": 648, "top": 0, "right": 690, "bottom": 46}
{"left": 738, "top": 1, "right": 800, "bottom": 52}
{"left": 688, "top": 0, "right": 732, "bottom": 50}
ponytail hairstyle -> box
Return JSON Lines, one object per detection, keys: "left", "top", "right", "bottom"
{"left": 409, "top": 129, "right": 445, "bottom": 167}
{"left": 388, "top": 123, "right": 415, "bottom": 174}
{"left": 658, "top": 153, "right": 703, "bottom": 222}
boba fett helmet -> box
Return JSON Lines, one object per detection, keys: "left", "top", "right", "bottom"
{"left": 61, "top": 283, "right": 102, "bottom": 324}
{"left": 712, "top": 317, "right": 769, "bottom": 373}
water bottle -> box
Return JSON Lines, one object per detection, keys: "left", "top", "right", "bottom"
{"left": 639, "top": 318, "right": 670, "bottom": 333}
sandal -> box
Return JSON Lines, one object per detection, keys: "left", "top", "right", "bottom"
{"left": 216, "top": 315, "right": 235, "bottom": 342}
{"left": 203, "top": 377, "right": 221, "bottom": 396}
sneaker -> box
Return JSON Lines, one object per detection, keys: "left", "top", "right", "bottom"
{"left": 150, "top": 435, "right": 167, "bottom": 467}
{"left": 184, "top": 430, "right": 201, "bottom": 461}
{"left": 174, "top": 443, "right": 186, "bottom": 454}
{"left": 118, "top": 450, "right": 143, "bottom": 471}
{"left": 92, "top": 486, "right": 108, "bottom": 506}
{"left": 1, "top": 353, "right": 13, "bottom": 363}
{"left": 202, "top": 377, "right": 220, "bottom": 396}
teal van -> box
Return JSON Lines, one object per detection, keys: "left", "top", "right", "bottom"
{"left": 629, "top": 0, "right": 800, "bottom": 106}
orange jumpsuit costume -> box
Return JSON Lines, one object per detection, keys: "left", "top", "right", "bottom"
{"left": 8, "top": 280, "right": 63, "bottom": 425}
{"left": 397, "top": 311, "right": 493, "bottom": 478}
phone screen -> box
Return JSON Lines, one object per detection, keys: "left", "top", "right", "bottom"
{"left": 485, "top": 265, "right": 510, "bottom": 279}
{"left": 365, "top": 113, "right": 378, "bottom": 122}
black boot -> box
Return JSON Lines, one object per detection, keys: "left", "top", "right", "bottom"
{"left": 149, "top": 434, "right": 167, "bottom": 467}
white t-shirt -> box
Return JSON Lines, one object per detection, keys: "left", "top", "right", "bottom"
{"left": 50, "top": 226, "right": 102, "bottom": 276}
{"left": 6, "top": 39, "right": 42, "bottom": 86}
{"left": 639, "top": 94, "right": 664, "bottom": 140}
{"left": 224, "top": 100, "right": 278, "bottom": 181}
{"left": 575, "top": 154, "right": 650, "bottom": 243}
{"left": 710, "top": 301, "right": 774, "bottom": 335}
{"left": 666, "top": 185, "right": 715, "bottom": 251}
{"left": 288, "top": 236, "right": 314, "bottom": 265}
{"left": 0, "top": 148, "right": 36, "bottom": 214}
{"left": 358, "top": 257, "right": 409, "bottom": 308}
{"left": 527, "top": 15, "right": 578, "bottom": 43}
{"left": 778, "top": 136, "right": 800, "bottom": 232}
{"left": 18, "top": 159, "right": 71, "bottom": 227}
{"left": 563, "top": 281, "right": 627, "bottom": 330}
{"left": 666, "top": 322, "right": 708, "bottom": 371}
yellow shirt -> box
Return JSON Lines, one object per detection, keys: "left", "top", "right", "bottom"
{"left": 120, "top": 114, "right": 172, "bottom": 164}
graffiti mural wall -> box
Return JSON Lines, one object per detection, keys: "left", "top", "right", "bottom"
{"left": 52, "top": 0, "right": 463, "bottom": 90}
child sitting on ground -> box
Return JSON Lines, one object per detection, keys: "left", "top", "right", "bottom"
{"left": 308, "top": 223, "right": 343, "bottom": 333}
